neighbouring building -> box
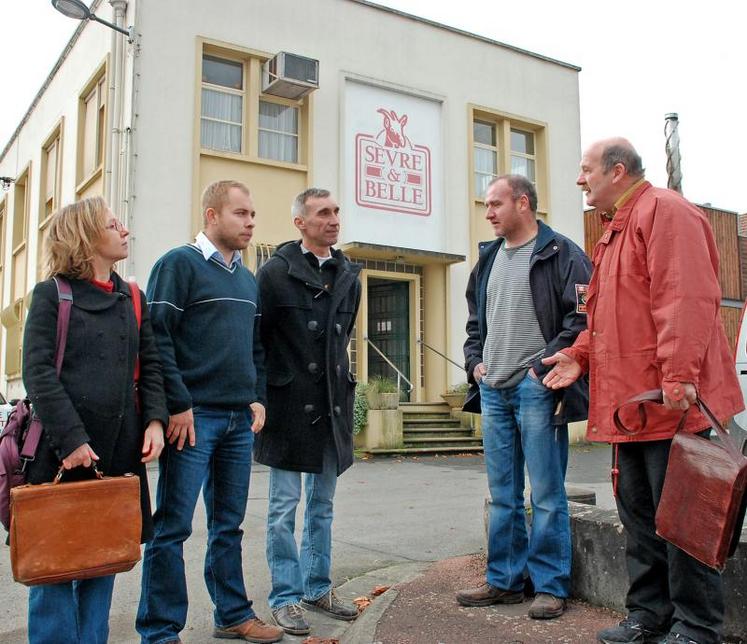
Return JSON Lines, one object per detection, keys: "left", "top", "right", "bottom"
{"left": 0, "top": 0, "right": 583, "bottom": 400}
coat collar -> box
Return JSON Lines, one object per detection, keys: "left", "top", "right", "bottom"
{"left": 274, "top": 240, "right": 361, "bottom": 288}
{"left": 62, "top": 272, "right": 132, "bottom": 311}
{"left": 477, "top": 219, "right": 558, "bottom": 268}
{"left": 607, "top": 181, "right": 651, "bottom": 232}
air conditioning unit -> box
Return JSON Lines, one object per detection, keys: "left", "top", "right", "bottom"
{"left": 262, "top": 52, "right": 319, "bottom": 100}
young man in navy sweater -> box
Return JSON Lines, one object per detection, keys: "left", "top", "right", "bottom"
{"left": 137, "top": 180, "right": 283, "bottom": 644}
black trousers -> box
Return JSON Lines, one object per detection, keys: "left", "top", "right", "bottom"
{"left": 615, "top": 438, "right": 724, "bottom": 644}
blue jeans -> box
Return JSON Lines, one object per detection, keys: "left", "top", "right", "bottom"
{"left": 28, "top": 575, "right": 115, "bottom": 644}
{"left": 266, "top": 438, "right": 338, "bottom": 609}
{"left": 136, "top": 407, "right": 256, "bottom": 644}
{"left": 480, "top": 376, "right": 571, "bottom": 597}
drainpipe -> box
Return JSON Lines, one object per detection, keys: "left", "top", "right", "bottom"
{"left": 664, "top": 113, "right": 683, "bottom": 194}
{"left": 105, "top": 1, "right": 127, "bottom": 206}
{"left": 122, "top": 5, "right": 141, "bottom": 279}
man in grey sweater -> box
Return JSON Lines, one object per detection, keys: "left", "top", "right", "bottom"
{"left": 458, "top": 175, "right": 591, "bottom": 619}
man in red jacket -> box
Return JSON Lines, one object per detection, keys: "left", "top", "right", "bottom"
{"left": 543, "top": 138, "right": 743, "bottom": 644}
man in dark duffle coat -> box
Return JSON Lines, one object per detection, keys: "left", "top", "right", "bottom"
{"left": 253, "top": 188, "right": 361, "bottom": 636}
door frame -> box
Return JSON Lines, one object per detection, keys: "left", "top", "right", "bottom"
{"left": 357, "top": 269, "right": 422, "bottom": 402}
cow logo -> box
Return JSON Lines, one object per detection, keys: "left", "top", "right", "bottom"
{"left": 355, "top": 108, "right": 432, "bottom": 216}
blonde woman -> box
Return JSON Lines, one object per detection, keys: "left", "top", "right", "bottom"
{"left": 22, "top": 196, "right": 168, "bottom": 644}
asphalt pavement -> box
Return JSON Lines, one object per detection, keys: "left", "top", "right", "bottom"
{"left": 0, "top": 443, "right": 616, "bottom": 643}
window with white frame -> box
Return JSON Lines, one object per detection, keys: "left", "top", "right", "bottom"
{"left": 473, "top": 120, "right": 497, "bottom": 199}
{"left": 201, "top": 55, "right": 244, "bottom": 153}
{"left": 510, "top": 129, "right": 536, "bottom": 183}
{"left": 258, "top": 100, "right": 299, "bottom": 163}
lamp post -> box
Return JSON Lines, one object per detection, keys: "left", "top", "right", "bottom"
{"left": 51, "top": 0, "right": 134, "bottom": 42}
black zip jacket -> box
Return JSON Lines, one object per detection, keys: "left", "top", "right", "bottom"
{"left": 463, "top": 220, "right": 591, "bottom": 424}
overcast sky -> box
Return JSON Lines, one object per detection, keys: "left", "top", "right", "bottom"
{"left": 1, "top": 0, "right": 745, "bottom": 213}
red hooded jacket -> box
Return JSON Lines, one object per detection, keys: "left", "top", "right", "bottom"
{"left": 563, "top": 181, "right": 743, "bottom": 442}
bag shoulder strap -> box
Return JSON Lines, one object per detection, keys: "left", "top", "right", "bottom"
{"left": 51, "top": 276, "right": 73, "bottom": 377}
{"left": 128, "top": 279, "right": 142, "bottom": 385}
{"left": 22, "top": 277, "right": 73, "bottom": 459}
{"left": 128, "top": 279, "right": 142, "bottom": 330}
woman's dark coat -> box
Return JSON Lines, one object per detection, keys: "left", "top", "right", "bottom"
{"left": 253, "top": 242, "right": 362, "bottom": 475}
{"left": 22, "top": 273, "right": 169, "bottom": 542}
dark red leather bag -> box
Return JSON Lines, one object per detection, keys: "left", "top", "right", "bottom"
{"left": 615, "top": 390, "right": 747, "bottom": 571}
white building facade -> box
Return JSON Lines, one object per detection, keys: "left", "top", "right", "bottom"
{"left": 0, "top": 0, "right": 582, "bottom": 401}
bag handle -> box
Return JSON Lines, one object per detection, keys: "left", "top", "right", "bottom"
{"left": 53, "top": 462, "right": 104, "bottom": 484}
{"left": 613, "top": 389, "right": 745, "bottom": 461}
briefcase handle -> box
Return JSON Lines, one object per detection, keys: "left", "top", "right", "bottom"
{"left": 53, "top": 462, "right": 104, "bottom": 484}
{"left": 613, "top": 389, "right": 745, "bottom": 461}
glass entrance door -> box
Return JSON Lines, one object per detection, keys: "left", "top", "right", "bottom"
{"left": 367, "top": 278, "right": 410, "bottom": 399}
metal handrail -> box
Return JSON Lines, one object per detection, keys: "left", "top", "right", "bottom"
{"left": 363, "top": 335, "right": 414, "bottom": 395}
{"left": 416, "top": 336, "right": 465, "bottom": 371}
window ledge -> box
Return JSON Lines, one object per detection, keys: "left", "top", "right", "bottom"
{"left": 200, "top": 148, "right": 307, "bottom": 172}
{"left": 38, "top": 213, "right": 55, "bottom": 230}
{"left": 76, "top": 166, "right": 103, "bottom": 196}
{"left": 12, "top": 241, "right": 26, "bottom": 256}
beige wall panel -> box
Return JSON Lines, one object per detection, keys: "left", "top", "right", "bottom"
{"left": 77, "top": 174, "right": 104, "bottom": 201}
{"left": 198, "top": 157, "right": 306, "bottom": 245}
{"left": 5, "top": 324, "right": 21, "bottom": 377}
{"left": 470, "top": 203, "right": 494, "bottom": 263}
{"left": 423, "top": 264, "right": 448, "bottom": 401}
{"left": 12, "top": 251, "right": 26, "bottom": 300}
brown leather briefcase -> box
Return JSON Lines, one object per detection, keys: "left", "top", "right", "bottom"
{"left": 615, "top": 391, "right": 747, "bottom": 571}
{"left": 9, "top": 465, "right": 141, "bottom": 586}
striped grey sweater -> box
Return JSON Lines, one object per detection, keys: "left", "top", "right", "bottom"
{"left": 483, "top": 238, "right": 546, "bottom": 388}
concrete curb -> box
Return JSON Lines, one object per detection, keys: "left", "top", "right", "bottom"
{"left": 340, "top": 562, "right": 429, "bottom": 644}
{"left": 569, "top": 501, "right": 747, "bottom": 641}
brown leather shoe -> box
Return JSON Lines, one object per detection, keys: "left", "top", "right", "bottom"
{"left": 213, "top": 617, "right": 284, "bottom": 643}
{"left": 456, "top": 582, "right": 524, "bottom": 607}
{"left": 528, "top": 593, "right": 566, "bottom": 619}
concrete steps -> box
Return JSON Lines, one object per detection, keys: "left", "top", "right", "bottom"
{"left": 369, "top": 402, "right": 483, "bottom": 456}
{"left": 367, "top": 445, "right": 484, "bottom": 455}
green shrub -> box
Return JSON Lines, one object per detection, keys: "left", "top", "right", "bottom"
{"left": 446, "top": 382, "right": 469, "bottom": 394}
{"left": 353, "top": 382, "right": 369, "bottom": 435}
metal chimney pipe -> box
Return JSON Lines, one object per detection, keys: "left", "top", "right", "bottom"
{"left": 664, "top": 113, "right": 683, "bottom": 194}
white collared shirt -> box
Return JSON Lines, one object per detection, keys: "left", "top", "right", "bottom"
{"left": 300, "top": 242, "right": 333, "bottom": 266}
{"left": 194, "top": 231, "right": 243, "bottom": 269}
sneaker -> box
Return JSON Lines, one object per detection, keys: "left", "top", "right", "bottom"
{"left": 272, "top": 603, "right": 310, "bottom": 636}
{"left": 456, "top": 582, "right": 524, "bottom": 607}
{"left": 598, "top": 617, "right": 666, "bottom": 644}
{"left": 528, "top": 593, "right": 566, "bottom": 619}
{"left": 657, "top": 635, "right": 700, "bottom": 644}
{"left": 213, "top": 617, "right": 284, "bottom": 643}
{"left": 301, "top": 589, "right": 359, "bottom": 621}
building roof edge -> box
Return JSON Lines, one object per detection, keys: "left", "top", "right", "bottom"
{"left": 349, "top": 0, "right": 582, "bottom": 72}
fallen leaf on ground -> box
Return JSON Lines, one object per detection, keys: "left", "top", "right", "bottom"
{"left": 353, "top": 596, "right": 372, "bottom": 611}
{"left": 371, "top": 585, "right": 390, "bottom": 596}
{"left": 302, "top": 638, "right": 339, "bottom": 644}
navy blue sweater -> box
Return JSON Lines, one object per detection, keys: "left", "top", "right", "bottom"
{"left": 146, "top": 244, "right": 266, "bottom": 414}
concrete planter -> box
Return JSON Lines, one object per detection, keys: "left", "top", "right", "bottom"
{"left": 367, "top": 392, "right": 400, "bottom": 410}
{"left": 441, "top": 392, "right": 466, "bottom": 409}
{"left": 355, "top": 409, "right": 403, "bottom": 450}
